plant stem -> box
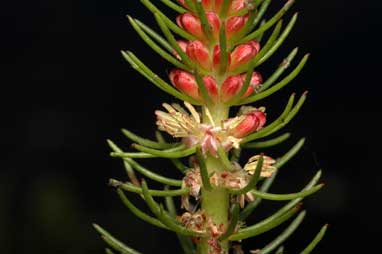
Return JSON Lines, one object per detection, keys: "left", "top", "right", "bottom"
{"left": 199, "top": 104, "right": 230, "bottom": 254}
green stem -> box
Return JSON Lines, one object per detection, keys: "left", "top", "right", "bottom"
{"left": 199, "top": 104, "right": 230, "bottom": 254}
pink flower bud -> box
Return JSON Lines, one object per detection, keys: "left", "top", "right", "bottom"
{"left": 176, "top": 12, "right": 220, "bottom": 40}
{"left": 225, "top": 14, "right": 248, "bottom": 38}
{"left": 202, "top": 76, "right": 218, "bottom": 100}
{"left": 228, "top": 0, "right": 246, "bottom": 15}
{"left": 220, "top": 75, "right": 253, "bottom": 102}
{"left": 186, "top": 40, "right": 211, "bottom": 70}
{"left": 206, "top": 12, "right": 221, "bottom": 39}
{"left": 241, "top": 71, "right": 263, "bottom": 91}
{"left": 173, "top": 40, "right": 188, "bottom": 60}
{"left": 229, "top": 40, "right": 260, "bottom": 71}
{"left": 212, "top": 45, "right": 231, "bottom": 71}
{"left": 177, "top": 13, "right": 204, "bottom": 39}
{"left": 169, "top": 69, "right": 200, "bottom": 100}
{"left": 169, "top": 70, "right": 218, "bottom": 102}
{"left": 232, "top": 110, "right": 267, "bottom": 138}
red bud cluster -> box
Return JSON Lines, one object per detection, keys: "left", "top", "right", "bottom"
{"left": 170, "top": 0, "right": 264, "bottom": 105}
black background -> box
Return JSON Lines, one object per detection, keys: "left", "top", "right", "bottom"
{"left": 1, "top": 0, "right": 380, "bottom": 253}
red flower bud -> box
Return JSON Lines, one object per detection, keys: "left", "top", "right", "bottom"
{"left": 232, "top": 110, "right": 267, "bottom": 138}
{"left": 176, "top": 12, "right": 220, "bottom": 40}
{"left": 169, "top": 70, "right": 218, "bottom": 102}
{"left": 212, "top": 45, "right": 231, "bottom": 71}
{"left": 169, "top": 69, "right": 200, "bottom": 100}
{"left": 241, "top": 71, "right": 263, "bottom": 91}
{"left": 220, "top": 75, "right": 253, "bottom": 102}
{"left": 173, "top": 40, "right": 188, "bottom": 60}
{"left": 202, "top": 76, "right": 218, "bottom": 100}
{"left": 206, "top": 12, "right": 221, "bottom": 39}
{"left": 228, "top": 0, "right": 246, "bottom": 15}
{"left": 186, "top": 40, "right": 211, "bottom": 70}
{"left": 225, "top": 14, "right": 248, "bottom": 38}
{"left": 229, "top": 40, "right": 260, "bottom": 71}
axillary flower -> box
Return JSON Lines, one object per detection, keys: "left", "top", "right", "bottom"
{"left": 155, "top": 101, "right": 266, "bottom": 156}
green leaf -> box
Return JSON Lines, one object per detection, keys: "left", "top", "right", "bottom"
{"left": 117, "top": 189, "right": 170, "bottom": 230}
{"left": 228, "top": 156, "right": 263, "bottom": 195}
{"left": 257, "top": 211, "right": 307, "bottom": 254}
{"left": 300, "top": 224, "right": 329, "bottom": 254}
{"left": 219, "top": 203, "right": 240, "bottom": 240}
{"left": 229, "top": 204, "right": 300, "bottom": 241}
{"left": 154, "top": 13, "right": 195, "bottom": 69}
{"left": 257, "top": 47, "right": 299, "bottom": 93}
{"left": 240, "top": 53, "right": 310, "bottom": 104}
{"left": 218, "top": 22, "right": 229, "bottom": 74}
{"left": 256, "top": 13, "right": 298, "bottom": 66}
{"left": 127, "top": 16, "right": 191, "bottom": 71}
{"left": 242, "top": 93, "right": 295, "bottom": 143}
{"left": 251, "top": 184, "right": 324, "bottom": 201}
{"left": 219, "top": 0, "right": 232, "bottom": 17}
{"left": 273, "top": 138, "right": 305, "bottom": 169}
{"left": 275, "top": 246, "right": 284, "bottom": 254}
{"left": 160, "top": 0, "right": 188, "bottom": 13}
{"left": 111, "top": 179, "right": 189, "bottom": 197}
{"left": 230, "top": 7, "right": 257, "bottom": 44}
{"left": 217, "top": 144, "right": 233, "bottom": 170}
{"left": 194, "top": 69, "right": 213, "bottom": 105}
{"left": 121, "top": 128, "right": 180, "bottom": 149}
{"left": 196, "top": 147, "right": 213, "bottom": 191}
{"left": 141, "top": 181, "right": 206, "bottom": 237}
{"left": 123, "top": 158, "right": 183, "bottom": 186}
{"left": 239, "top": 169, "right": 278, "bottom": 220}
{"left": 93, "top": 224, "right": 142, "bottom": 254}
{"left": 195, "top": 0, "right": 214, "bottom": 43}
{"left": 230, "top": 19, "right": 283, "bottom": 76}
{"left": 105, "top": 248, "right": 116, "bottom": 254}
{"left": 243, "top": 133, "right": 291, "bottom": 149}
{"left": 164, "top": 188, "right": 196, "bottom": 254}
{"left": 134, "top": 19, "right": 173, "bottom": 52}
{"left": 238, "top": 0, "right": 295, "bottom": 44}
{"left": 171, "top": 158, "right": 188, "bottom": 172}
{"left": 121, "top": 51, "right": 201, "bottom": 105}
{"left": 228, "top": 20, "right": 283, "bottom": 105}
{"left": 240, "top": 170, "right": 321, "bottom": 221}
{"left": 252, "top": 0, "right": 272, "bottom": 31}
{"left": 131, "top": 144, "right": 197, "bottom": 158}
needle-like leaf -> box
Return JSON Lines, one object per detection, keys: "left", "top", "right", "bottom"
{"left": 196, "top": 147, "right": 212, "bottom": 191}
{"left": 256, "top": 211, "right": 307, "bottom": 254}
{"left": 160, "top": 0, "right": 188, "bottom": 13}
{"left": 164, "top": 187, "right": 195, "bottom": 254}
{"left": 229, "top": 205, "right": 301, "bottom": 241}
{"left": 117, "top": 189, "right": 170, "bottom": 230}
{"left": 154, "top": 13, "right": 195, "bottom": 69}
{"left": 300, "top": 224, "right": 329, "bottom": 254}
{"left": 111, "top": 179, "right": 189, "bottom": 197}
{"left": 121, "top": 128, "right": 180, "bottom": 149}
{"left": 228, "top": 156, "right": 263, "bottom": 195}
{"left": 128, "top": 16, "right": 191, "bottom": 71}
{"left": 123, "top": 158, "right": 183, "bottom": 186}
{"left": 238, "top": 0, "right": 295, "bottom": 44}
{"left": 219, "top": 203, "right": 240, "bottom": 240}
{"left": 93, "top": 224, "right": 142, "bottom": 254}
{"left": 243, "top": 133, "right": 291, "bottom": 149}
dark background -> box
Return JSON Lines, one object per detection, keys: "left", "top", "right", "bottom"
{"left": 1, "top": 0, "right": 380, "bottom": 253}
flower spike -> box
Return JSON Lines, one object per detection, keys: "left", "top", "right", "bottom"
{"left": 100, "top": 0, "right": 327, "bottom": 253}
